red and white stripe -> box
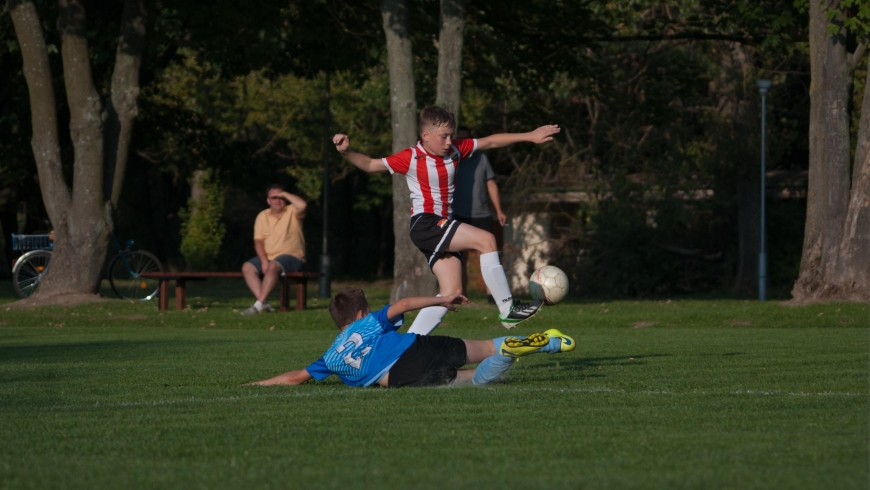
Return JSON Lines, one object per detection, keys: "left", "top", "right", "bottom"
{"left": 382, "top": 138, "right": 477, "bottom": 218}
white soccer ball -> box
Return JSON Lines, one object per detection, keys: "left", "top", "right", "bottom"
{"left": 529, "top": 266, "right": 569, "bottom": 305}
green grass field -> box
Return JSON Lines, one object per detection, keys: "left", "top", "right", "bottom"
{"left": 1, "top": 279, "right": 868, "bottom": 489}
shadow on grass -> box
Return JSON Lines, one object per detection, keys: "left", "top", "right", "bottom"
{"left": 535, "top": 353, "right": 674, "bottom": 372}
{"left": 0, "top": 339, "right": 215, "bottom": 363}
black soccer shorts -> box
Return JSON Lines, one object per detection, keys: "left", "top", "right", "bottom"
{"left": 454, "top": 215, "right": 493, "bottom": 233}
{"left": 387, "top": 335, "right": 468, "bottom": 388}
{"left": 409, "top": 213, "right": 462, "bottom": 268}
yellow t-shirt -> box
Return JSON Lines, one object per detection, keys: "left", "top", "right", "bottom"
{"left": 253, "top": 206, "right": 305, "bottom": 262}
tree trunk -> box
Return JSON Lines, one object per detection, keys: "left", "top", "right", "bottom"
{"left": 828, "top": 54, "right": 870, "bottom": 300}
{"left": 36, "top": 0, "right": 111, "bottom": 297}
{"left": 793, "top": 2, "right": 830, "bottom": 299}
{"left": 7, "top": 0, "right": 146, "bottom": 301}
{"left": 854, "top": 58, "right": 870, "bottom": 188}
{"left": 190, "top": 169, "right": 207, "bottom": 203}
{"left": 435, "top": 0, "right": 465, "bottom": 126}
{"left": 829, "top": 137, "right": 870, "bottom": 299}
{"left": 105, "top": 0, "right": 147, "bottom": 208}
{"left": 8, "top": 0, "right": 70, "bottom": 220}
{"left": 376, "top": 198, "right": 393, "bottom": 277}
{"left": 184, "top": 168, "right": 207, "bottom": 270}
{"left": 817, "top": 39, "right": 852, "bottom": 283}
{"left": 382, "top": 0, "right": 437, "bottom": 301}
{"left": 792, "top": 2, "right": 869, "bottom": 302}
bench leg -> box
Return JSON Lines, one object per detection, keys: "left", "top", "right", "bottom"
{"left": 159, "top": 279, "right": 169, "bottom": 311}
{"left": 296, "top": 279, "right": 307, "bottom": 311}
{"left": 175, "top": 279, "right": 187, "bottom": 310}
{"left": 280, "top": 276, "right": 289, "bottom": 312}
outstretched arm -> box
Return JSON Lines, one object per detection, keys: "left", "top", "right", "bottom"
{"left": 387, "top": 294, "right": 468, "bottom": 319}
{"left": 247, "top": 369, "right": 313, "bottom": 386}
{"left": 333, "top": 134, "right": 388, "bottom": 173}
{"left": 280, "top": 191, "right": 307, "bottom": 218}
{"left": 476, "top": 125, "right": 560, "bottom": 152}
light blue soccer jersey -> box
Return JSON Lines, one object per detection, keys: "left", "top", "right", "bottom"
{"left": 305, "top": 306, "right": 415, "bottom": 387}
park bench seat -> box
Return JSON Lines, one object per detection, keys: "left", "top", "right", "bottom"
{"left": 139, "top": 271, "right": 324, "bottom": 312}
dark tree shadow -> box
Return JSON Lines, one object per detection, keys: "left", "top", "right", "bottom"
{"left": 0, "top": 339, "right": 214, "bottom": 364}
{"left": 533, "top": 353, "right": 675, "bottom": 372}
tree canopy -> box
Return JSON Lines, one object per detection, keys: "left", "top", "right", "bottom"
{"left": 2, "top": 0, "right": 866, "bottom": 300}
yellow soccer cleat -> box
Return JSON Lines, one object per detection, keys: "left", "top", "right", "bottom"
{"left": 500, "top": 332, "right": 550, "bottom": 358}
{"left": 543, "top": 329, "right": 575, "bottom": 353}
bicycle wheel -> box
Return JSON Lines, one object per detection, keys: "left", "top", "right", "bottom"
{"left": 12, "top": 250, "right": 52, "bottom": 298}
{"left": 108, "top": 250, "right": 163, "bottom": 300}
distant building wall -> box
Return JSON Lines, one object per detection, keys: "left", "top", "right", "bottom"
{"left": 502, "top": 212, "right": 552, "bottom": 294}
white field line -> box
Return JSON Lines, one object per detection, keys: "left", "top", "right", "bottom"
{"left": 27, "top": 390, "right": 357, "bottom": 411}
{"left": 495, "top": 386, "right": 864, "bottom": 397}
{"left": 26, "top": 386, "right": 866, "bottom": 412}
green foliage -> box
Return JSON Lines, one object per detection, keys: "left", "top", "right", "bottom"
{"left": 0, "top": 0, "right": 827, "bottom": 287}
{"left": 825, "top": 0, "right": 870, "bottom": 38}
{"left": 458, "top": 0, "right": 812, "bottom": 297}
{"left": 143, "top": 49, "right": 394, "bottom": 200}
{"left": 138, "top": 42, "right": 396, "bottom": 271}
{"left": 179, "top": 170, "right": 226, "bottom": 271}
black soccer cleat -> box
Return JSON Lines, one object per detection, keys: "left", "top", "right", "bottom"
{"left": 499, "top": 299, "right": 544, "bottom": 329}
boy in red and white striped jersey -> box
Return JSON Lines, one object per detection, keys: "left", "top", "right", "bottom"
{"left": 333, "top": 106, "right": 559, "bottom": 332}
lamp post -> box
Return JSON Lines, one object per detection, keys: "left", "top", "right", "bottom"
{"left": 320, "top": 72, "right": 331, "bottom": 298}
{"left": 756, "top": 79, "right": 771, "bottom": 301}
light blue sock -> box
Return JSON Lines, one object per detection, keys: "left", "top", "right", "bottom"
{"left": 493, "top": 336, "right": 508, "bottom": 354}
{"left": 539, "top": 336, "right": 563, "bottom": 354}
{"left": 471, "top": 337, "right": 515, "bottom": 385}
{"left": 473, "top": 334, "right": 568, "bottom": 385}
{"left": 472, "top": 354, "right": 515, "bottom": 385}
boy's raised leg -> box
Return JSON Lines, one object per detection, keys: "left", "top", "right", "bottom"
{"left": 447, "top": 224, "right": 511, "bottom": 315}
{"left": 407, "top": 302, "right": 447, "bottom": 335}
{"left": 446, "top": 223, "right": 543, "bottom": 328}
{"left": 478, "top": 251, "right": 514, "bottom": 316}
{"left": 478, "top": 252, "right": 545, "bottom": 328}
{"left": 407, "top": 256, "right": 464, "bottom": 335}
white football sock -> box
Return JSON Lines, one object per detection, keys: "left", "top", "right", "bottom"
{"left": 480, "top": 252, "right": 513, "bottom": 317}
{"left": 254, "top": 300, "right": 263, "bottom": 311}
{"left": 407, "top": 301, "right": 448, "bottom": 335}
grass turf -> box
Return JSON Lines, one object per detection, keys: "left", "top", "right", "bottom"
{"left": 0, "top": 280, "right": 867, "bottom": 489}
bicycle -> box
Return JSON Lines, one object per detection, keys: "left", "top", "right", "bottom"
{"left": 10, "top": 234, "right": 52, "bottom": 298}
{"left": 10, "top": 233, "right": 163, "bottom": 300}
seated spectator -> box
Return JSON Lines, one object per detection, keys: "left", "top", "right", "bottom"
{"left": 240, "top": 184, "right": 306, "bottom": 315}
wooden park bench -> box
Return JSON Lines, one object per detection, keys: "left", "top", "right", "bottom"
{"left": 140, "top": 271, "right": 324, "bottom": 312}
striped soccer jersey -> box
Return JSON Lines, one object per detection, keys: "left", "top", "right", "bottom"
{"left": 382, "top": 138, "right": 478, "bottom": 218}
{"left": 305, "top": 306, "right": 413, "bottom": 387}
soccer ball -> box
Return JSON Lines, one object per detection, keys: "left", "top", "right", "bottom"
{"left": 529, "top": 266, "right": 569, "bottom": 305}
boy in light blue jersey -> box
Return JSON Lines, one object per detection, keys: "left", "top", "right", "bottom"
{"left": 249, "top": 288, "right": 576, "bottom": 388}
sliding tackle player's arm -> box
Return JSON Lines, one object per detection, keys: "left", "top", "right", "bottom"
{"left": 333, "top": 134, "right": 388, "bottom": 173}
{"left": 246, "top": 369, "right": 313, "bottom": 386}
{"left": 387, "top": 294, "right": 469, "bottom": 319}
